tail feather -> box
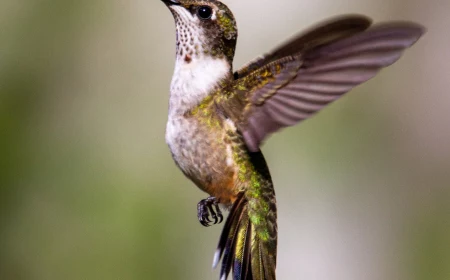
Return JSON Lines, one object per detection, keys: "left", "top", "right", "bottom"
{"left": 251, "top": 230, "right": 264, "bottom": 279}
{"left": 215, "top": 192, "right": 277, "bottom": 280}
{"left": 220, "top": 209, "right": 244, "bottom": 279}
{"left": 213, "top": 193, "right": 246, "bottom": 268}
{"left": 232, "top": 209, "right": 250, "bottom": 279}
{"left": 251, "top": 226, "right": 276, "bottom": 280}
{"left": 242, "top": 221, "right": 254, "bottom": 280}
{"left": 259, "top": 239, "right": 276, "bottom": 280}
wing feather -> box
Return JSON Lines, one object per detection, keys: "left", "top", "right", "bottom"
{"left": 235, "top": 15, "right": 373, "bottom": 79}
{"left": 217, "top": 16, "right": 425, "bottom": 151}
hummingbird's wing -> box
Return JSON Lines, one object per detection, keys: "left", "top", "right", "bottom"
{"left": 234, "top": 15, "right": 373, "bottom": 80}
{"left": 219, "top": 17, "right": 424, "bottom": 152}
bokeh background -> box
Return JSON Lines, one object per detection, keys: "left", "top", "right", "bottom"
{"left": 1, "top": 0, "right": 449, "bottom": 279}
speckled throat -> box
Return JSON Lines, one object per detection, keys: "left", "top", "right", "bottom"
{"left": 167, "top": 3, "right": 236, "bottom": 115}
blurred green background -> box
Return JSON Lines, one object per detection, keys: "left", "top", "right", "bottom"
{"left": 1, "top": 0, "right": 449, "bottom": 279}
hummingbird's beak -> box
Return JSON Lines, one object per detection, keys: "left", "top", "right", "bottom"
{"left": 161, "top": 0, "right": 181, "bottom": 6}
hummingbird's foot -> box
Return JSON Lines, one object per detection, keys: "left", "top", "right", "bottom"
{"left": 197, "top": 197, "right": 223, "bottom": 227}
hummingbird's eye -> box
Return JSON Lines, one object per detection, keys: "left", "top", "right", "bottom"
{"left": 197, "top": 6, "right": 212, "bottom": 20}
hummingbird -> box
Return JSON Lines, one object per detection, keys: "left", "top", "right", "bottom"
{"left": 160, "top": 0, "right": 424, "bottom": 279}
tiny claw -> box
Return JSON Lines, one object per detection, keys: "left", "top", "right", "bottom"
{"left": 215, "top": 204, "right": 223, "bottom": 224}
{"left": 198, "top": 201, "right": 212, "bottom": 227}
{"left": 197, "top": 196, "right": 223, "bottom": 227}
{"left": 199, "top": 213, "right": 211, "bottom": 227}
{"left": 204, "top": 212, "right": 212, "bottom": 223}
{"left": 207, "top": 204, "right": 218, "bottom": 224}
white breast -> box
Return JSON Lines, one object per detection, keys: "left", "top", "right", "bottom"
{"left": 168, "top": 56, "right": 230, "bottom": 115}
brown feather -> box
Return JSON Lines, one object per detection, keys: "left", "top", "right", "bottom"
{"left": 235, "top": 15, "right": 373, "bottom": 79}
{"left": 217, "top": 17, "right": 425, "bottom": 151}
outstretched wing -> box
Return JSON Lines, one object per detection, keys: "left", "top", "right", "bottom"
{"left": 234, "top": 15, "right": 373, "bottom": 79}
{"left": 218, "top": 16, "right": 425, "bottom": 151}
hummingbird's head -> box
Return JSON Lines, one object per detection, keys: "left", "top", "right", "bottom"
{"left": 162, "top": 0, "right": 237, "bottom": 65}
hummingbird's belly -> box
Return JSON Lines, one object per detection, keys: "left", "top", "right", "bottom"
{"left": 166, "top": 115, "right": 239, "bottom": 204}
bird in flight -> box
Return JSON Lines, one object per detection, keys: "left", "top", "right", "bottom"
{"left": 160, "top": 0, "right": 424, "bottom": 279}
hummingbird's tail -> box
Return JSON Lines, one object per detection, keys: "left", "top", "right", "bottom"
{"left": 213, "top": 152, "right": 277, "bottom": 280}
